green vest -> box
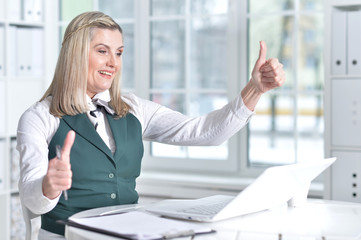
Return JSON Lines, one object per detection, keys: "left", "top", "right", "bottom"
{"left": 41, "top": 112, "right": 144, "bottom": 235}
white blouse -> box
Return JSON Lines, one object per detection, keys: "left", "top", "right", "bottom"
{"left": 16, "top": 91, "right": 254, "bottom": 215}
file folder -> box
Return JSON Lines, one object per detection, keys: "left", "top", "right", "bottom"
{"left": 0, "top": 82, "right": 4, "bottom": 134}
{"left": 0, "top": 140, "right": 5, "bottom": 190}
{"left": 331, "top": 151, "right": 361, "bottom": 202}
{"left": 14, "top": 27, "right": 43, "bottom": 77}
{"left": 23, "top": 0, "right": 43, "bottom": 22}
{"left": 31, "top": 28, "right": 44, "bottom": 77}
{"left": 0, "top": 2, "right": 3, "bottom": 20}
{"left": 32, "top": 0, "right": 43, "bottom": 22}
{"left": 331, "top": 79, "right": 361, "bottom": 147}
{"left": 8, "top": 26, "right": 17, "bottom": 76}
{"left": 16, "top": 27, "right": 33, "bottom": 76}
{"left": 23, "top": 0, "right": 33, "bottom": 21}
{"left": 347, "top": 10, "right": 361, "bottom": 75}
{"left": 0, "top": 26, "right": 4, "bottom": 76}
{"left": 59, "top": 211, "right": 215, "bottom": 240}
{"left": 331, "top": 8, "right": 347, "bottom": 75}
{"left": 9, "top": 0, "right": 21, "bottom": 21}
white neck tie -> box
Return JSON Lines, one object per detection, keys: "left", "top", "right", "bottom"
{"left": 89, "top": 106, "right": 101, "bottom": 130}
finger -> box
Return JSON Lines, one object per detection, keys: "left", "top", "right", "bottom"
{"left": 262, "top": 65, "right": 283, "bottom": 77}
{"left": 261, "top": 73, "right": 284, "bottom": 82}
{"left": 262, "top": 76, "right": 284, "bottom": 88}
{"left": 262, "top": 71, "right": 277, "bottom": 78}
{"left": 260, "top": 58, "right": 280, "bottom": 72}
{"left": 255, "top": 40, "right": 267, "bottom": 69}
{"left": 46, "top": 175, "right": 72, "bottom": 190}
{"left": 51, "top": 159, "right": 71, "bottom": 171}
{"left": 62, "top": 130, "right": 76, "bottom": 160}
{"left": 47, "top": 162, "right": 72, "bottom": 180}
{"left": 48, "top": 167, "right": 72, "bottom": 179}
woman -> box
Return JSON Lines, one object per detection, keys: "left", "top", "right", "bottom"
{"left": 17, "top": 11, "right": 284, "bottom": 239}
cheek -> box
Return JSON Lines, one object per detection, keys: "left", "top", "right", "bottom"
{"left": 88, "top": 60, "right": 98, "bottom": 73}
{"left": 88, "top": 52, "right": 104, "bottom": 72}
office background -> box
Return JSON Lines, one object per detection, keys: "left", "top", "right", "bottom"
{"left": 0, "top": 0, "right": 357, "bottom": 239}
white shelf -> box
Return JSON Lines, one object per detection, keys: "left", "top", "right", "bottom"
{"left": 324, "top": 0, "right": 361, "bottom": 203}
{"left": 0, "top": 0, "right": 50, "bottom": 239}
{"left": 10, "top": 189, "right": 19, "bottom": 195}
{"left": 7, "top": 76, "right": 45, "bottom": 82}
{"left": 331, "top": 146, "right": 361, "bottom": 151}
{"left": 330, "top": 75, "right": 361, "bottom": 79}
{"left": 8, "top": 21, "right": 44, "bottom": 27}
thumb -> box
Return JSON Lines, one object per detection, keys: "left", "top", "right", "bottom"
{"left": 61, "top": 130, "right": 76, "bottom": 161}
{"left": 255, "top": 40, "right": 267, "bottom": 68}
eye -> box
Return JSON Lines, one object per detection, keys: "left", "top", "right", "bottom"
{"left": 117, "top": 49, "right": 123, "bottom": 57}
{"left": 98, "top": 49, "right": 106, "bottom": 54}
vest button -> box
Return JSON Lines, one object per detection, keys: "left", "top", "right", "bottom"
{"left": 110, "top": 193, "right": 116, "bottom": 199}
{"left": 108, "top": 173, "right": 114, "bottom": 178}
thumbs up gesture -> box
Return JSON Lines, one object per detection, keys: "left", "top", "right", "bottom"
{"left": 42, "top": 130, "right": 76, "bottom": 200}
{"left": 250, "top": 41, "right": 285, "bottom": 93}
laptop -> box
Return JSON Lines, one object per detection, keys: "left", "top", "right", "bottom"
{"left": 145, "top": 157, "right": 336, "bottom": 222}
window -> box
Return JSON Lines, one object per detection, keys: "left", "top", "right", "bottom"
{"left": 247, "top": 0, "right": 324, "bottom": 167}
{"left": 58, "top": 0, "right": 94, "bottom": 45}
{"left": 97, "top": 0, "right": 135, "bottom": 90}
{"left": 58, "top": 0, "right": 325, "bottom": 177}
{"left": 143, "top": 0, "right": 238, "bottom": 172}
{"left": 58, "top": 0, "right": 135, "bottom": 89}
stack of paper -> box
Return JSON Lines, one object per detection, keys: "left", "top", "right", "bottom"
{"left": 66, "top": 211, "right": 214, "bottom": 240}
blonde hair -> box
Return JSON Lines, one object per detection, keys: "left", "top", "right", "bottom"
{"left": 41, "top": 11, "right": 129, "bottom": 118}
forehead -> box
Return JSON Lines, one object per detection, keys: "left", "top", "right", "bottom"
{"left": 90, "top": 28, "right": 123, "bottom": 46}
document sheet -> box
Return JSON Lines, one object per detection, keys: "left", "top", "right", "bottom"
{"left": 68, "top": 211, "right": 214, "bottom": 240}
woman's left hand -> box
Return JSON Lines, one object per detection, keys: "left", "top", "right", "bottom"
{"left": 250, "top": 41, "right": 285, "bottom": 94}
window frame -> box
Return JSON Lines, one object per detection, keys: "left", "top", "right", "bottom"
{"left": 55, "top": 0, "right": 325, "bottom": 185}
{"left": 139, "top": 0, "right": 246, "bottom": 174}
{"left": 246, "top": 1, "right": 324, "bottom": 169}
{"left": 141, "top": 0, "right": 324, "bottom": 178}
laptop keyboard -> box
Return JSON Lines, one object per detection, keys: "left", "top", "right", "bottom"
{"left": 177, "top": 199, "right": 232, "bottom": 216}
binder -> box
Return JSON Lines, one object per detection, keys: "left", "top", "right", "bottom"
{"left": 32, "top": 0, "right": 43, "bottom": 22}
{"left": 31, "top": 28, "right": 44, "bottom": 76}
{"left": 0, "top": 2, "right": 3, "bottom": 20}
{"left": 347, "top": 10, "right": 361, "bottom": 75}
{"left": 23, "top": 0, "right": 33, "bottom": 21}
{"left": 9, "top": 0, "right": 21, "bottom": 21}
{"left": 0, "top": 26, "right": 4, "bottom": 76}
{"left": 0, "top": 140, "right": 5, "bottom": 190}
{"left": 8, "top": 26, "right": 17, "bottom": 76}
{"left": 16, "top": 27, "right": 32, "bottom": 76}
{"left": 22, "top": 0, "right": 43, "bottom": 22}
{"left": 59, "top": 211, "right": 215, "bottom": 240}
{"left": 331, "top": 151, "right": 361, "bottom": 202}
{"left": 331, "top": 8, "right": 347, "bottom": 75}
{"left": 0, "top": 82, "right": 4, "bottom": 134}
{"left": 331, "top": 79, "right": 361, "bottom": 147}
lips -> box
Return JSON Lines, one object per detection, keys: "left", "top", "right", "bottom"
{"left": 98, "top": 70, "right": 113, "bottom": 77}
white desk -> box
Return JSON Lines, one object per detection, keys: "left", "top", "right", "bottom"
{"left": 65, "top": 199, "right": 361, "bottom": 240}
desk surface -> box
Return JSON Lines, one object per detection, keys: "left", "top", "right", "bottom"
{"left": 65, "top": 199, "right": 361, "bottom": 240}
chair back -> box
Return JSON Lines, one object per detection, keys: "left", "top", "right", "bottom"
{"left": 21, "top": 202, "right": 40, "bottom": 240}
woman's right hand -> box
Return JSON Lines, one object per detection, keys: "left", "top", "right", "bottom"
{"left": 42, "top": 130, "right": 76, "bottom": 200}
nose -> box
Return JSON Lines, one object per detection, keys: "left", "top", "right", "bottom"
{"left": 107, "top": 54, "right": 118, "bottom": 68}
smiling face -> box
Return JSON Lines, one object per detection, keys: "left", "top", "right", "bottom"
{"left": 87, "top": 28, "right": 124, "bottom": 98}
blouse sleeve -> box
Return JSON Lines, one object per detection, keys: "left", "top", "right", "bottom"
{"left": 16, "top": 99, "right": 61, "bottom": 215}
{"left": 123, "top": 93, "right": 255, "bottom": 146}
